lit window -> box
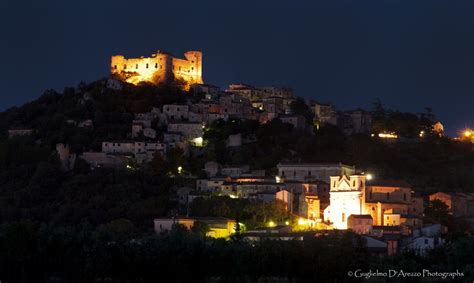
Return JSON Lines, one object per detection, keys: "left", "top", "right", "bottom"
{"left": 136, "top": 64, "right": 138, "bottom": 69}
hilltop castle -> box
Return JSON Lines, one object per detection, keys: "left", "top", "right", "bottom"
{"left": 111, "top": 50, "right": 203, "bottom": 87}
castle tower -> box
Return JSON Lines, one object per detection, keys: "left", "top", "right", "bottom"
{"left": 110, "top": 50, "right": 203, "bottom": 88}
{"left": 324, "top": 175, "right": 366, "bottom": 229}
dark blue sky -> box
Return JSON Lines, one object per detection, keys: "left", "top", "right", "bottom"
{"left": 1, "top": 0, "right": 473, "bottom": 136}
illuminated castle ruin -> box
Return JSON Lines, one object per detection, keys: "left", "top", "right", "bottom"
{"left": 111, "top": 50, "right": 203, "bottom": 87}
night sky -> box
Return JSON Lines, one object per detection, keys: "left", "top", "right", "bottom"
{"left": 1, "top": 0, "right": 473, "bottom": 136}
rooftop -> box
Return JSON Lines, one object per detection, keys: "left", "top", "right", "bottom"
{"left": 277, "top": 162, "right": 354, "bottom": 168}
{"left": 367, "top": 180, "right": 411, "bottom": 188}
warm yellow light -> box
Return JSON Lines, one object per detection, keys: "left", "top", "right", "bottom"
{"left": 378, "top": 132, "right": 398, "bottom": 139}
{"left": 366, "top": 173, "right": 373, "bottom": 180}
{"left": 464, "top": 130, "right": 472, "bottom": 138}
{"left": 192, "top": 137, "right": 203, "bottom": 147}
{"left": 298, "top": 218, "right": 307, "bottom": 226}
{"left": 285, "top": 221, "right": 290, "bottom": 225}
{"left": 177, "top": 166, "right": 183, "bottom": 174}
{"left": 275, "top": 176, "right": 282, "bottom": 183}
{"left": 267, "top": 221, "right": 276, "bottom": 227}
{"left": 419, "top": 130, "right": 425, "bottom": 138}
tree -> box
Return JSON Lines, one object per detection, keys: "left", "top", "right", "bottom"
{"left": 290, "top": 98, "right": 314, "bottom": 124}
{"left": 424, "top": 199, "right": 452, "bottom": 226}
{"left": 191, "top": 221, "right": 210, "bottom": 237}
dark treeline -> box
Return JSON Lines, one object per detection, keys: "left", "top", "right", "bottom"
{"left": 1, "top": 222, "right": 473, "bottom": 282}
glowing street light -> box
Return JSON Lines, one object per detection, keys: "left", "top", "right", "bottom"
{"left": 275, "top": 176, "right": 282, "bottom": 183}
{"left": 177, "top": 166, "right": 183, "bottom": 174}
{"left": 298, "top": 218, "right": 307, "bottom": 226}
{"left": 366, "top": 173, "right": 373, "bottom": 181}
{"left": 267, "top": 221, "right": 276, "bottom": 227}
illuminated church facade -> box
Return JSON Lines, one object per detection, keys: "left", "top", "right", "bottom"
{"left": 323, "top": 175, "right": 423, "bottom": 230}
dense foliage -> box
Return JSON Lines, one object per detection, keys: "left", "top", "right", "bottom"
{"left": 1, "top": 221, "right": 472, "bottom": 282}
{"left": 190, "top": 196, "right": 289, "bottom": 229}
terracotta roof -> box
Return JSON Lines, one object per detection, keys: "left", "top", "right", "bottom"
{"left": 367, "top": 180, "right": 411, "bottom": 188}
{"left": 349, "top": 214, "right": 373, "bottom": 219}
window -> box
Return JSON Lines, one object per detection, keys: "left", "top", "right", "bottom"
{"left": 424, "top": 239, "right": 429, "bottom": 245}
{"left": 146, "top": 63, "right": 149, "bottom": 68}
{"left": 155, "top": 63, "right": 158, "bottom": 68}
{"left": 342, "top": 213, "right": 345, "bottom": 222}
{"left": 403, "top": 193, "right": 407, "bottom": 201}
{"left": 308, "top": 171, "right": 311, "bottom": 176}
{"left": 369, "top": 191, "right": 372, "bottom": 199}
{"left": 124, "top": 65, "right": 127, "bottom": 69}
{"left": 386, "top": 192, "right": 390, "bottom": 200}
{"left": 136, "top": 64, "right": 138, "bottom": 69}
{"left": 114, "top": 65, "right": 117, "bottom": 69}
{"left": 353, "top": 180, "right": 356, "bottom": 186}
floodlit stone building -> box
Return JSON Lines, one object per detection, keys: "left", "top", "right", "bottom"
{"left": 324, "top": 175, "right": 423, "bottom": 230}
{"left": 111, "top": 50, "right": 203, "bottom": 87}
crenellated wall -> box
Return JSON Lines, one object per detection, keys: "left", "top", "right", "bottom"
{"left": 110, "top": 50, "right": 203, "bottom": 87}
